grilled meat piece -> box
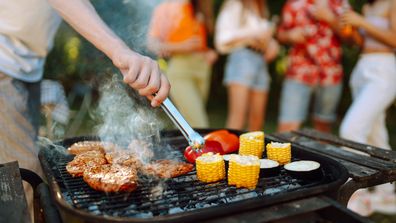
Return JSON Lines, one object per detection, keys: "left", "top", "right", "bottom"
{"left": 105, "top": 151, "right": 143, "bottom": 169}
{"left": 66, "top": 151, "right": 107, "bottom": 177}
{"left": 83, "top": 164, "right": 138, "bottom": 192}
{"left": 143, "top": 160, "right": 194, "bottom": 178}
{"left": 67, "top": 141, "right": 118, "bottom": 155}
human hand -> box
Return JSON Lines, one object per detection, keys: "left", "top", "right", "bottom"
{"left": 342, "top": 10, "right": 365, "bottom": 28}
{"left": 203, "top": 49, "right": 218, "bottom": 65}
{"left": 181, "top": 36, "right": 204, "bottom": 51}
{"left": 249, "top": 25, "right": 274, "bottom": 51}
{"left": 288, "top": 28, "right": 306, "bottom": 44}
{"left": 112, "top": 48, "right": 170, "bottom": 107}
{"left": 254, "top": 23, "right": 274, "bottom": 43}
{"left": 310, "top": 1, "right": 335, "bottom": 23}
{"left": 264, "top": 39, "right": 280, "bottom": 62}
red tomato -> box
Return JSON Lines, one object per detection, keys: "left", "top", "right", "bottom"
{"left": 184, "top": 140, "right": 223, "bottom": 163}
{"left": 204, "top": 130, "right": 239, "bottom": 154}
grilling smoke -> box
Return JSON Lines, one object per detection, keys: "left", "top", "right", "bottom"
{"left": 92, "top": 1, "right": 164, "bottom": 155}
{"left": 95, "top": 75, "right": 164, "bottom": 159}
{"left": 94, "top": 75, "right": 174, "bottom": 196}
{"left": 93, "top": 0, "right": 187, "bottom": 164}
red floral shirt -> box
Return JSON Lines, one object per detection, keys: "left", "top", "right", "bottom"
{"left": 279, "top": 0, "right": 347, "bottom": 86}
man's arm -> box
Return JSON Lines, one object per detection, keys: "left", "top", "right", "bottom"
{"left": 48, "top": 0, "right": 170, "bottom": 107}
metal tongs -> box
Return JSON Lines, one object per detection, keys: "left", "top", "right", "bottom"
{"left": 160, "top": 98, "right": 205, "bottom": 149}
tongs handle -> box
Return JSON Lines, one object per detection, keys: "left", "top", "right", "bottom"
{"left": 160, "top": 98, "right": 205, "bottom": 148}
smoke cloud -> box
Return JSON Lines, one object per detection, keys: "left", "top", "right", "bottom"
{"left": 95, "top": 75, "right": 164, "bottom": 146}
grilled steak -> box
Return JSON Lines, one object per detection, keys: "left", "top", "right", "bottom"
{"left": 83, "top": 164, "right": 138, "bottom": 192}
{"left": 67, "top": 141, "right": 118, "bottom": 155}
{"left": 143, "top": 160, "right": 194, "bottom": 178}
{"left": 66, "top": 150, "right": 107, "bottom": 177}
{"left": 66, "top": 140, "right": 193, "bottom": 192}
{"left": 105, "top": 151, "right": 142, "bottom": 169}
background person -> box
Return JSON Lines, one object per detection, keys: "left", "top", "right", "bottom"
{"left": 0, "top": 0, "right": 170, "bottom": 221}
{"left": 215, "top": 0, "right": 279, "bottom": 131}
{"left": 340, "top": 0, "right": 396, "bottom": 216}
{"left": 147, "top": 0, "right": 217, "bottom": 128}
{"left": 276, "top": 0, "right": 351, "bottom": 133}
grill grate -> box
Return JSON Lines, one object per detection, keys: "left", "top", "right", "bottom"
{"left": 55, "top": 155, "right": 330, "bottom": 218}
{"left": 39, "top": 131, "right": 348, "bottom": 222}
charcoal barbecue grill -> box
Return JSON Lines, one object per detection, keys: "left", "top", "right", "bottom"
{"left": 38, "top": 129, "right": 349, "bottom": 223}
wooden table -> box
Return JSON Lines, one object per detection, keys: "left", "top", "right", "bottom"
{"left": 270, "top": 128, "right": 396, "bottom": 205}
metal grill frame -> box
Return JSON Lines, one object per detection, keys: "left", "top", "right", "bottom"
{"left": 38, "top": 129, "right": 349, "bottom": 223}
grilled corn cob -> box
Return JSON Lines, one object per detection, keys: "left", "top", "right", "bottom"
{"left": 239, "top": 131, "right": 265, "bottom": 158}
{"left": 228, "top": 155, "right": 260, "bottom": 189}
{"left": 196, "top": 153, "right": 225, "bottom": 183}
{"left": 266, "top": 142, "right": 291, "bottom": 165}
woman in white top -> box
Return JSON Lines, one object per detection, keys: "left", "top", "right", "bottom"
{"left": 215, "top": 0, "right": 278, "bottom": 131}
{"left": 340, "top": 0, "right": 396, "bottom": 216}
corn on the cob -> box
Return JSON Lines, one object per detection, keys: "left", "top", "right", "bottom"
{"left": 228, "top": 155, "right": 260, "bottom": 189}
{"left": 196, "top": 153, "right": 225, "bottom": 183}
{"left": 239, "top": 131, "right": 265, "bottom": 158}
{"left": 266, "top": 142, "right": 291, "bottom": 165}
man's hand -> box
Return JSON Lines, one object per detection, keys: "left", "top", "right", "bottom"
{"left": 288, "top": 28, "right": 306, "bottom": 44}
{"left": 112, "top": 48, "right": 170, "bottom": 107}
{"left": 48, "top": 0, "right": 171, "bottom": 107}
{"left": 310, "top": 2, "right": 336, "bottom": 24}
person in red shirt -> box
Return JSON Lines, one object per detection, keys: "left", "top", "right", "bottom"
{"left": 277, "top": 0, "right": 350, "bottom": 133}
{"left": 147, "top": 0, "right": 217, "bottom": 128}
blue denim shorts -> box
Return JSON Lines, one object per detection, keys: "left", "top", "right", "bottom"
{"left": 224, "top": 48, "right": 270, "bottom": 91}
{"left": 278, "top": 79, "right": 342, "bottom": 123}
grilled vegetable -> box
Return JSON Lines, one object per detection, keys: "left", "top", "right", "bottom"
{"left": 204, "top": 130, "right": 239, "bottom": 154}
{"left": 196, "top": 153, "right": 225, "bottom": 183}
{"left": 228, "top": 155, "right": 260, "bottom": 189}
{"left": 284, "top": 160, "right": 321, "bottom": 180}
{"left": 239, "top": 131, "right": 265, "bottom": 158}
{"left": 184, "top": 140, "right": 223, "bottom": 163}
{"left": 259, "top": 159, "right": 280, "bottom": 177}
{"left": 266, "top": 142, "right": 292, "bottom": 165}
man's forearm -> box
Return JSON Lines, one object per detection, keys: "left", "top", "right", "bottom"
{"left": 49, "top": 0, "right": 171, "bottom": 107}
{"left": 48, "top": 0, "right": 127, "bottom": 61}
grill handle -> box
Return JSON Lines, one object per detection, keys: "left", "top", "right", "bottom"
{"left": 160, "top": 98, "right": 205, "bottom": 149}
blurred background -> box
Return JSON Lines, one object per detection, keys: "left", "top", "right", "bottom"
{"left": 42, "top": 0, "right": 395, "bottom": 153}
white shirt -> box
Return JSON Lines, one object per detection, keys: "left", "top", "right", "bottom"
{"left": 0, "top": 0, "right": 61, "bottom": 82}
{"left": 215, "top": 0, "right": 270, "bottom": 54}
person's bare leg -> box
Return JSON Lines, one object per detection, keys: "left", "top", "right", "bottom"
{"left": 313, "top": 119, "right": 332, "bottom": 133}
{"left": 247, "top": 90, "right": 268, "bottom": 131}
{"left": 226, "top": 84, "right": 249, "bottom": 130}
{"left": 277, "top": 122, "right": 301, "bottom": 132}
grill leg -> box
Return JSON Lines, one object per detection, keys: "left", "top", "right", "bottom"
{"left": 36, "top": 183, "right": 62, "bottom": 223}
